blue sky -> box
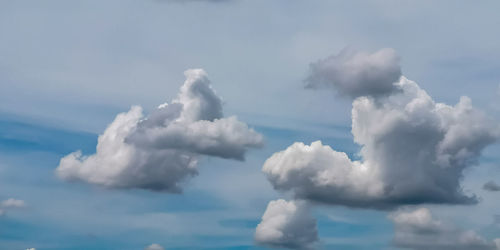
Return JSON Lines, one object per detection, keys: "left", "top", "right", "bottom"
{"left": 1, "top": 1, "right": 500, "bottom": 250}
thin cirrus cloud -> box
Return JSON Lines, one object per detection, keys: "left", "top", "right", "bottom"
{"left": 389, "top": 208, "right": 500, "bottom": 250}
{"left": 254, "top": 199, "right": 318, "bottom": 250}
{"left": 56, "top": 69, "right": 263, "bottom": 192}
{"left": 262, "top": 48, "right": 500, "bottom": 209}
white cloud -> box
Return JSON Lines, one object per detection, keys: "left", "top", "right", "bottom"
{"left": 144, "top": 243, "right": 164, "bottom": 250}
{"left": 263, "top": 75, "right": 499, "bottom": 208}
{"left": 0, "top": 198, "right": 25, "bottom": 216}
{"left": 255, "top": 199, "right": 318, "bottom": 250}
{"left": 1, "top": 198, "right": 25, "bottom": 208}
{"left": 389, "top": 208, "right": 500, "bottom": 250}
{"left": 305, "top": 48, "right": 402, "bottom": 98}
{"left": 258, "top": 48, "right": 500, "bottom": 248}
{"left": 57, "top": 69, "right": 263, "bottom": 192}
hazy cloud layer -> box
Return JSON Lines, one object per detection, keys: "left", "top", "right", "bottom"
{"left": 264, "top": 51, "right": 499, "bottom": 209}
{"left": 484, "top": 181, "right": 500, "bottom": 192}
{"left": 389, "top": 208, "right": 500, "bottom": 250}
{"left": 255, "top": 199, "right": 318, "bottom": 249}
{"left": 305, "top": 48, "right": 402, "bottom": 98}
{"left": 57, "top": 69, "right": 263, "bottom": 192}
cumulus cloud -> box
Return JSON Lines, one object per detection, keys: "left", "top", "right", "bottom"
{"left": 255, "top": 199, "right": 318, "bottom": 249}
{"left": 389, "top": 208, "right": 500, "bottom": 250}
{"left": 305, "top": 48, "right": 402, "bottom": 98}
{"left": 484, "top": 181, "right": 500, "bottom": 192}
{"left": 144, "top": 243, "right": 164, "bottom": 250}
{"left": 264, "top": 61, "right": 499, "bottom": 209}
{"left": 57, "top": 69, "right": 263, "bottom": 192}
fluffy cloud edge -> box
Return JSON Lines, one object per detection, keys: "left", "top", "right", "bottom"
{"left": 255, "top": 199, "right": 318, "bottom": 249}
{"left": 305, "top": 48, "right": 402, "bottom": 98}
{"left": 263, "top": 71, "right": 499, "bottom": 209}
{"left": 56, "top": 69, "right": 263, "bottom": 192}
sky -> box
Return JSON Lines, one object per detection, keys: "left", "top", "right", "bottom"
{"left": 1, "top": 0, "right": 500, "bottom": 249}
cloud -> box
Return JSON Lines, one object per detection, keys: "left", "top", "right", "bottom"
{"left": 144, "top": 243, "right": 164, "bottom": 250}
{"left": 1, "top": 198, "right": 25, "bottom": 208}
{"left": 56, "top": 69, "right": 263, "bottom": 192}
{"left": 494, "top": 215, "right": 500, "bottom": 225}
{"left": 484, "top": 181, "right": 500, "bottom": 192}
{"left": 389, "top": 208, "right": 500, "bottom": 250}
{"left": 305, "top": 48, "right": 402, "bottom": 98}
{"left": 255, "top": 199, "right": 318, "bottom": 249}
{"left": 263, "top": 54, "right": 499, "bottom": 209}
{"left": 0, "top": 198, "right": 25, "bottom": 216}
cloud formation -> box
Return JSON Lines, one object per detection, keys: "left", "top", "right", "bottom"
{"left": 264, "top": 75, "right": 499, "bottom": 209}
{"left": 57, "top": 69, "right": 263, "bottom": 192}
{"left": 0, "top": 198, "right": 25, "bottom": 216}
{"left": 144, "top": 243, "right": 164, "bottom": 250}
{"left": 389, "top": 208, "right": 500, "bottom": 250}
{"left": 305, "top": 48, "right": 402, "bottom": 98}
{"left": 1, "top": 198, "right": 25, "bottom": 208}
{"left": 484, "top": 181, "right": 500, "bottom": 192}
{"left": 255, "top": 199, "right": 318, "bottom": 249}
